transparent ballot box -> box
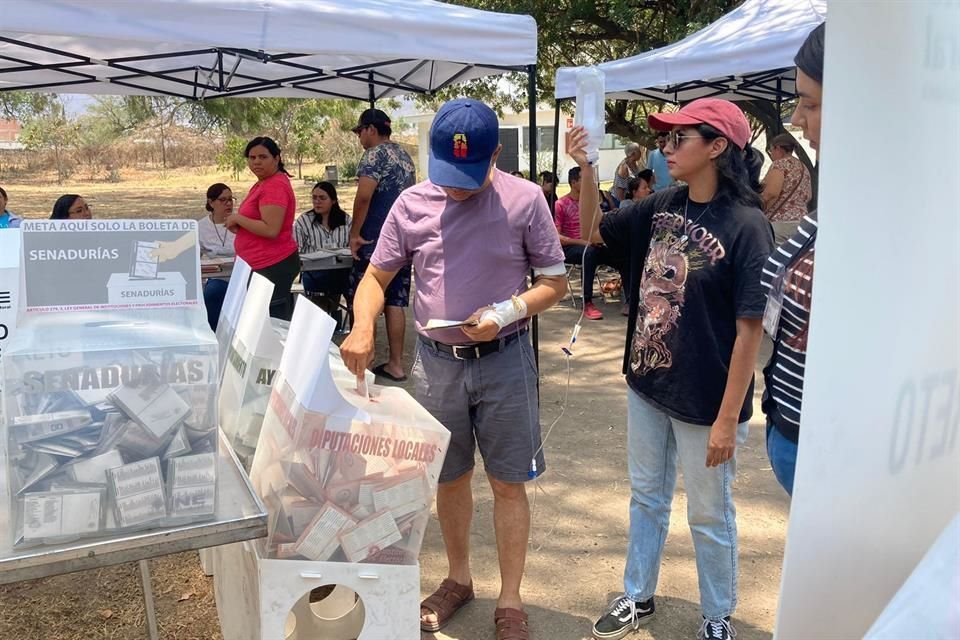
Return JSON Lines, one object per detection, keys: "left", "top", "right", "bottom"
{"left": 246, "top": 300, "right": 449, "bottom": 566}
{"left": 249, "top": 377, "right": 448, "bottom": 565}
{"left": 1, "top": 309, "right": 219, "bottom": 548}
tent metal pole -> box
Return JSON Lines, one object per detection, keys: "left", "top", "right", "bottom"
{"left": 776, "top": 77, "right": 784, "bottom": 133}
{"left": 551, "top": 99, "right": 561, "bottom": 208}
{"left": 526, "top": 63, "right": 541, "bottom": 395}
{"left": 368, "top": 71, "right": 375, "bottom": 107}
{"left": 527, "top": 64, "right": 537, "bottom": 181}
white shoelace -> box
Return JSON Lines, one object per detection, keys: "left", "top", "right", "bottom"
{"left": 697, "top": 617, "right": 737, "bottom": 639}
{"left": 607, "top": 596, "right": 639, "bottom": 629}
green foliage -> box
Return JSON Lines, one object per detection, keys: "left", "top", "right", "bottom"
{"left": 423, "top": 0, "right": 741, "bottom": 143}
{"left": 217, "top": 136, "right": 249, "bottom": 181}
{"left": 19, "top": 98, "right": 80, "bottom": 183}
{"left": 339, "top": 158, "right": 359, "bottom": 180}
{"left": 0, "top": 92, "right": 56, "bottom": 122}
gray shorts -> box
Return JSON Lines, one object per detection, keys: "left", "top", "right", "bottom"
{"left": 412, "top": 331, "right": 545, "bottom": 484}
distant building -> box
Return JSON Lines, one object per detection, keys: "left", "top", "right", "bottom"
{"left": 0, "top": 119, "right": 24, "bottom": 150}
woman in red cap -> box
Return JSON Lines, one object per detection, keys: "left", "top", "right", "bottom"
{"left": 568, "top": 97, "right": 772, "bottom": 640}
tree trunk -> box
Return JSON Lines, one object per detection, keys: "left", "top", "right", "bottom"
{"left": 54, "top": 143, "right": 63, "bottom": 184}
{"left": 158, "top": 118, "right": 167, "bottom": 169}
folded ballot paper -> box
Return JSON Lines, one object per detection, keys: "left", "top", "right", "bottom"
{"left": 2, "top": 309, "right": 220, "bottom": 547}
{"left": 248, "top": 301, "right": 450, "bottom": 565}
{"left": 129, "top": 240, "right": 161, "bottom": 280}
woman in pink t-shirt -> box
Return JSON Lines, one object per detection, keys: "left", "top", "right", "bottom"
{"left": 226, "top": 136, "right": 300, "bottom": 320}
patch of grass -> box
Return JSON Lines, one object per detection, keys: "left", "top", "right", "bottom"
{"left": 2, "top": 164, "right": 359, "bottom": 221}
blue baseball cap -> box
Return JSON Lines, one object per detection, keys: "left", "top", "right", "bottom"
{"left": 428, "top": 98, "right": 499, "bottom": 190}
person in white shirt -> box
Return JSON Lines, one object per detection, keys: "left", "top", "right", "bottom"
{"left": 293, "top": 181, "right": 352, "bottom": 315}
{"left": 198, "top": 183, "right": 237, "bottom": 330}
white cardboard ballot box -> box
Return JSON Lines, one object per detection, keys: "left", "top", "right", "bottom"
{"left": 215, "top": 539, "right": 419, "bottom": 640}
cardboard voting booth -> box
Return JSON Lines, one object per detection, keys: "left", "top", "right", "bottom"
{"left": 219, "top": 274, "right": 284, "bottom": 470}
{"left": 215, "top": 301, "right": 449, "bottom": 640}
{"left": 218, "top": 275, "right": 375, "bottom": 472}
{"left": 215, "top": 257, "right": 252, "bottom": 383}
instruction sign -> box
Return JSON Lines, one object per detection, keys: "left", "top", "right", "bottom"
{"left": 21, "top": 219, "right": 201, "bottom": 312}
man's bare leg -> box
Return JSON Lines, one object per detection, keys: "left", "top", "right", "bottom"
{"left": 421, "top": 470, "right": 474, "bottom": 627}
{"left": 487, "top": 475, "right": 529, "bottom": 611}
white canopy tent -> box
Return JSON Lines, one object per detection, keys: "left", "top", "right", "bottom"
{"left": 0, "top": 0, "right": 548, "bottom": 369}
{"left": 0, "top": 0, "right": 537, "bottom": 104}
{"left": 554, "top": 0, "right": 825, "bottom": 103}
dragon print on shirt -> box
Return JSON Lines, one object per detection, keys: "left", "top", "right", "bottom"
{"left": 630, "top": 210, "right": 727, "bottom": 376}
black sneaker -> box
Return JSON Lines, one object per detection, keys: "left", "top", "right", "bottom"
{"left": 592, "top": 595, "right": 655, "bottom": 639}
{"left": 697, "top": 616, "right": 736, "bottom": 640}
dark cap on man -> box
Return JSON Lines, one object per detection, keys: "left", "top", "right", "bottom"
{"left": 353, "top": 108, "right": 392, "bottom": 134}
{"left": 428, "top": 98, "right": 500, "bottom": 190}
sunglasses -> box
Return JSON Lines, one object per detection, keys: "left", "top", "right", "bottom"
{"left": 667, "top": 131, "right": 706, "bottom": 149}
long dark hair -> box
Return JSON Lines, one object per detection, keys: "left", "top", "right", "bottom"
{"left": 311, "top": 181, "right": 348, "bottom": 230}
{"left": 51, "top": 194, "right": 81, "bottom": 219}
{"left": 695, "top": 124, "right": 763, "bottom": 209}
{"left": 796, "top": 23, "right": 825, "bottom": 85}
{"left": 205, "top": 183, "right": 231, "bottom": 212}
{"left": 244, "top": 136, "right": 290, "bottom": 176}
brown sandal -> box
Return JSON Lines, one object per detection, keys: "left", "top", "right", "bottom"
{"left": 495, "top": 607, "right": 529, "bottom": 640}
{"left": 420, "top": 578, "right": 475, "bottom": 632}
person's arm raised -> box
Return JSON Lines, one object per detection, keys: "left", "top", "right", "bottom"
{"left": 566, "top": 126, "right": 603, "bottom": 245}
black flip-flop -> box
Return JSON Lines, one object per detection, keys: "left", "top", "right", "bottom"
{"left": 372, "top": 363, "right": 407, "bottom": 382}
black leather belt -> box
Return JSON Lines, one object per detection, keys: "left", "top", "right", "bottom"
{"left": 421, "top": 328, "right": 527, "bottom": 360}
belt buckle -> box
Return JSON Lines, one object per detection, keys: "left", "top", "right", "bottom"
{"left": 452, "top": 345, "right": 480, "bottom": 360}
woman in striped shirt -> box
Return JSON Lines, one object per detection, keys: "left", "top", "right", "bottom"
{"left": 760, "top": 23, "right": 825, "bottom": 496}
{"left": 294, "top": 180, "right": 352, "bottom": 305}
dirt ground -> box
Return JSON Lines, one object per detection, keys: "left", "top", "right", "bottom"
{"left": 0, "top": 174, "right": 790, "bottom": 640}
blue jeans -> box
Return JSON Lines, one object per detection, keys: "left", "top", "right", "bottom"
{"left": 203, "top": 278, "right": 229, "bottom": 331}
{"left": 624, "top": 389, "right": 748, "bottom": 619}
{"left": 765, "top": 422, "right": 798, "bottom": 496}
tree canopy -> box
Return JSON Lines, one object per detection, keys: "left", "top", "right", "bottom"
{"left": 430, "top": 0, "right": 797, "bottom": 152}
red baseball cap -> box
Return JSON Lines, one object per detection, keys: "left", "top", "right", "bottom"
{"left": 648, "top": 98, "right": 751, "bottom": 150}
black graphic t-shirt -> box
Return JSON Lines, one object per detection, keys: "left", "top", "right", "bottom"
{"left": 600, "top": 187, "right": 773, "bottom": 425}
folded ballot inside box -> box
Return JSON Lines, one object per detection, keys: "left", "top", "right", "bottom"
{"left": 2, "top": 308, "right": 220, "bottom": 547}
{"left": 248, "top": 301, "right": 450, "bottom": 565}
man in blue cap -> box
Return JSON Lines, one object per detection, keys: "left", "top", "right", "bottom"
{"left": 341, "top": 98, "right": 566, "bottom": 639}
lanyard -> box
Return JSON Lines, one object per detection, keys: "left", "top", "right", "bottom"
{"left": 762, "top": 227, "right": 817, "bottom": 338}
